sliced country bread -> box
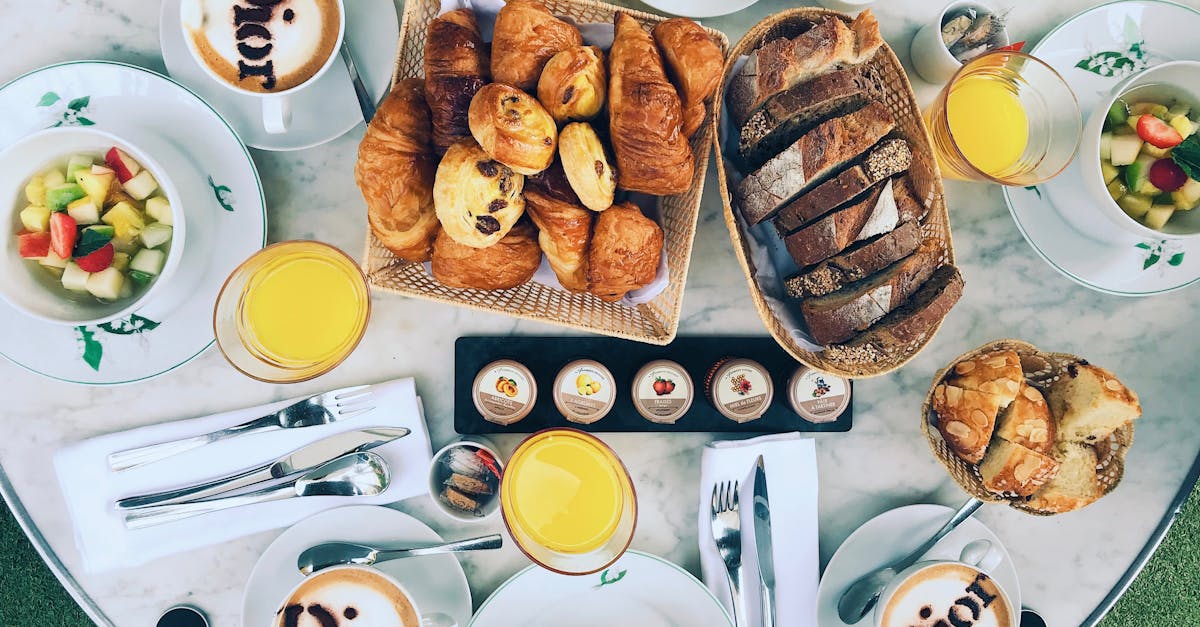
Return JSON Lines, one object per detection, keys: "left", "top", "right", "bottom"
{"left": 774, "top": 138, "right": 912, "bottom": 233}
{"left": 784, "top": 220, "right": 921, "bottom": 298}
{"left": 735, "top": 102, "right": 895, "bottom": 225}
{"left": 782, "top": 175, "right": 926, "bottom": 267}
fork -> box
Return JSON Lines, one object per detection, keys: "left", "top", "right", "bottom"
{"left": 711, "top": 480, "right": 748, "bottom": 627}
{"left": 107, "top": 385, "right": 376, "bottom": 471}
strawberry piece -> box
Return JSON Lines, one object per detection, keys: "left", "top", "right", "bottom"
{"left": 49, "top": 212, "right": 77, "bottom": 260}
{"left": 1137, "top": 114, "right": 1183, "bottom": 149}
{"left": 75, "top": 243, "right": 114, "bottom": 272}
{"left": 17, "top": 232, "right": 51, "bottom": 259}
{"left": 1150, "top": 158, "right": 1187, "bottom": 192}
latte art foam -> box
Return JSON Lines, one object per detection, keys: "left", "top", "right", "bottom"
{"left": 181, "top": 0, "right": 341, "bottom": 92}
{"left": 880, "top": 563, "right": 1012, "bottom": 627}
{"left": 274, "top": 568, "right": 420, "bottom": 627}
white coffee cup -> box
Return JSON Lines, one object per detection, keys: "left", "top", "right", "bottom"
{"left": 274, "top": 564, "right": 457, "bottom": 627}
{"left": 874, "top": 540, "right": 1015, "bottom": 627}
{"left": 179, "top": 0, "right": 346, "bottom": 134}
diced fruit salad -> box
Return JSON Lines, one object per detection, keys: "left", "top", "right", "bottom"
{"left": 1100, "top": 98, "right": 1200, "bottom": 231}
{"left": 14, "top": 147, "right": 173, "bottom": 302}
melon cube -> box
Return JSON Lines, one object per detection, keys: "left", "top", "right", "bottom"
{"left": 144, "top": 196, "right": 172, "bottom": 226}
{"left": 61, "top": 262, "right": 90, "bottom": 292}
{"left": 66, "top": 197, "right": 101, "bottom": 225}
{"left": 86, "top": 267, "right": 125, "bottom": 300}
{"left": 121, "top": 170, "right": 158, "bottom": 201}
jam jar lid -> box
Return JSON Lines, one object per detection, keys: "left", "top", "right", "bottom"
{"left": 473, "top": 359, "right": 537, "bottom": 425}
{"left": 631, "top": 359, "right": 694, "bottom": 424}
{"left": 706, "top": 358, "right": 774, "bottom": 422}
{"left": 552, "top": 359, "right": 617, "bottom": 424}
{"left": 787, "top": 366, "right": 851, "bottom": 424}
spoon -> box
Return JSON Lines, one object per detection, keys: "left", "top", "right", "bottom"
{"left": 298, "top": 534, "right": 504, "bottom": 575}
{"left": 837, "top": 498, "right": 984, "bottom": 623}
{"left": 122, "top": 452, "right": 390, "bottom": 530}
{"left": 339, "top": 41, "right": 376, "bottom": 123}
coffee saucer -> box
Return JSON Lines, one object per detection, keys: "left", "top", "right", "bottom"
{"left": 814, "top": 503, "right": 1021, "bottom": 627}
{"left": 159, "top": 0, "right": 398, "bottom": 151}
{"left": 242, "top": 505, "right": 473, "bottom": 627}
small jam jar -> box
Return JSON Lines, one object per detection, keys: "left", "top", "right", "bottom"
{"left": 786, "top": 366, "right": 851, "bottom": 424}
{"left": 553, "top": 359, "right": 616, "bottom": 424}
{"left": 631, "top": 359, "right": 694, "bottom": 424}
{"left": 472, "top": 359, "right": 537, "bottom": 425}
{"left": 706, "top": 358, "right": 774, "bottom": 423}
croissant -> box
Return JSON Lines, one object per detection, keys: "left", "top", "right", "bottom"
{"left": 524, "top": 188, "right": 592, "bottom": 291}
{"left": 431, "top": 222, "right": 542, "bottom": 291}
{"left": 608, "top": 12, "right": 693, "bottom": 196}
{"left": 587, "top": 202, "right": 663, "bottom": 301}
{"left": 468, "top": 83, "right": 558, "bottom": 175}
{"left": 652, "top": 18, "right": 723, "bottom": 137}
{"left": 424, "top": 9, "right": 490, "bottom": 154}
{"left": 356, "top": 78, "right": 439, "bottom": 262}
{"left": 526, "top": 158, "right": 582, "bottom": 205}
{"left": 537, "top": 46, "right": 606, "bottom": 123}
{"left": 491, "top": 0, "right": 583, "bottom": 91}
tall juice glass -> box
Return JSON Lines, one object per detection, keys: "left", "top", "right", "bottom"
{"left": 214, "top": 240, "right": 370, "bottom": 383}
{"left": 925, "top": 51, "right": 1081, "bottom": 185}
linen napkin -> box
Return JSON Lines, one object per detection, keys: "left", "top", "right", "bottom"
{"left": 698, "top": 433, "right": 819, "bottom": 627}
{"left": 53, "top": 377, "right": 432, "bottom": 573}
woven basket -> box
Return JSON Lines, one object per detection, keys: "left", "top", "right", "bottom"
{"left": 361, "top": 0, "right": 728, "bottom": 345}
{"left": 711, "top": 8, "right": 956, "bottom": 377}
{"left": 921, "top": 339, "right": 1133, "bottom": 516}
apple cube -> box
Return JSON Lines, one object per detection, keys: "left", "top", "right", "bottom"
{"left": 121, "top": 170, "right": 158, "bottom": 200}
{"left": 105, "top": 147, "right": 141, "bottom": 183}
{"left": 24, "top": 176, "right": 45, "bottom": 205}
{"left": 140, "top": 223, "right": 172, "bottom": 249}
{"left": 111, "top": 251, "right": 130, "bottom": 272}
{"left": 85, "top": 267, "right": 125, "bottom": 300}
{"left": 61, "top": 262, "right": 90, "bottom": 292}
{"left": 66, "top": 154, "right": 93, "bottom": 179}
{"left": 144, "top": 196, "right": 173, "bottom": 225}
{"left": 76, "top": 170, "right": 115, "bottom": 207}
{"left": 101, "top": 201, "right": 145, "bottom": 240}
{"left": 39, "top": 250, "right": 69, "bottom": 269}
{"left": 17, "top": 232, "right": 50, "bottom": 259}
{"left": 66, "top": 197, "right": 101, "bottom": 225}
{"left": 19, "top": 205, "right": 51, "bottom": 232}
{"left": 1144, "top": 205, "right": 1175, "bottom": 230}
{"left": 91, "top": 164, "right": 114, "bottom": 175}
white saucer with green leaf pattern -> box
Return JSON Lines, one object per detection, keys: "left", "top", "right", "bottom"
{"left": 0, "top": 61, "right": 265, "bottom": 384}
{"left": 1004, "top": 0, "right": 1200, "bottom": 296}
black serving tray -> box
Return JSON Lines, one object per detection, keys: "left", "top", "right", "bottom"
{"left": 454, "top": 336, "right": 852, "bottom": 434}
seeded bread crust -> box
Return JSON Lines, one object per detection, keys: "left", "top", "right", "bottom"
{"left": 785, "top": 220, "right": 921, "bottom": 298}
{"left": 774, "top": 138, "right": 912, "bottom": 233}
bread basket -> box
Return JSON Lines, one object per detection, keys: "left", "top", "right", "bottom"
{"left": 921, "top": 339, "right": 1134, "bottom": 516}
{"left": 361, "top": 0, "right": 728, "bottom": 345}
{"left": 712, "top": 8, "right": 956, "bottom": 377}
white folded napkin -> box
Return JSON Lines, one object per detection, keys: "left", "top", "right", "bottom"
{"left": 53, "top": 377, "right": 432, "bottom": 573}
{"left": 698, "top": 433, "right": 820, "bottom": 627}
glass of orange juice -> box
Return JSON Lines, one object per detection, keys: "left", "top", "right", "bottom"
{"left": 925, "top": 51, "right": 1080, "bottom": 185}
{"left": 500, "top": 428, "right": 637, "bottom": 575}
{"left": 214, "top": 240, "right": 370, "bottom": 383}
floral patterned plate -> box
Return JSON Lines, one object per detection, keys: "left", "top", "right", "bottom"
{"left": 470, "top": 550, "right": 732, "bottom": 627}
{"left": 1003, "top": 0, "right": 1200, "bottom": 296}
{"left": 0, "top": 61, "right": 266, "bottom": 384}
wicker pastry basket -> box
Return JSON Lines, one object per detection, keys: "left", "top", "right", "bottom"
{"left": 712, "top": 8, "right": 956, "bottom": 377}
{"left": 361, "top": 0, "right": 728, "bottom": 345}
{"left": 921, "top": 339, "right": 1134, "bottom": 516}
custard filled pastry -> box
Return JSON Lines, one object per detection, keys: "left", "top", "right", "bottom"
{"left": 558, "top": 122, "right": 617, "bottom": 212}
{"left": 434, "top": 139, "right": 526, "bottom": 248}
{"left": 468, "top": 83, "right": 558, "bottom": 175}
{"left": 608, "top": 12, "right": 693, "bottom": 196}
{"left": 356, "top": 78, "right": 439, "bottom": 262}
{"left": 652, "top": 18, "right": 723, "bottom": 138}
{"left": 491, "top": 0, "right": 583, "bottom": 91}
{"left": 431, "top": 221, "right": 542, "bottom": 290}
{"left": 537, "top": 46, "right": 606, "bottom": 123}
{"left": 588, "top": 202, "right": 663, "bottom": 301}
{"left": 524, "top": 188, "right": 592, "bottom": 291}
{"left": 424, "top": 9, "right": 490, "bottom": 154}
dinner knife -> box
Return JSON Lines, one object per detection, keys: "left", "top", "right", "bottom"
{"left": 753, "top": 455, "right": 777, "bottom": 627}
{"left": 115, "top": 427, "right": 409, "bottom": 509}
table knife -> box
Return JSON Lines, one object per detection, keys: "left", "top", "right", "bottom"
{"left": 753, "top": 455, "right": 777, "bottom": 627}
{"left": 115, "top": 427, "right": 409, "bottom": 509}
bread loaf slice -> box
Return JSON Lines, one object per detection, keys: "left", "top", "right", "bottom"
{"left": 726, "top": 11, "right": 884, "bottom": 127}
{"left": 783, "top": 175, "right": 926, "bottom": 267}
{"left": 738, "top": 65, "right": 883, "bottom": 170}
{"left": 931, "top": 381, "right": 1001, "bottom": 465}
{"left": 785, "top": 220, "right": 921, "bottom": 298}
{"left": 736, "top": 102, "right": 895, "bottom": 225}
{"left": 823, "top": 264, "right": 963, "bottom": 364}
{"left": 774, "top": 139, "right": 912, "bottom": 233}
{"left": 1047, "top": 364, "right": 1142, "bottom": 443}
{"left": 800, "top": 245, "right": 937, "bottom": 345}
{"left": 979, "top": 436, "right": 1061, "bottom": 497}
{"left": 994, "top": 383, "right": 1055, "bottom": 456}
{"left": 1024, "top": 441, "right": 1103, "bottom": 513}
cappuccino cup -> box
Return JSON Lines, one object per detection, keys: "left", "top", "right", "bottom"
{"left": 180, "top": 0, "right": 345, "bottom": 134}
{"left": 875, "top": 541, "right": 1015, "bottom": 627}
{"left": 273, "top": 565, "right": 457, "bottom": 627}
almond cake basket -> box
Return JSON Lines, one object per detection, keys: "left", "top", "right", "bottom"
{"left": 921, "top": 339, "right": 1133, "bottom": 516}
{"left": 361, "top": 0, "right": 728, "bottom": 345}
{"left": 712, "top": 8, "right": 957, "bottom": 378}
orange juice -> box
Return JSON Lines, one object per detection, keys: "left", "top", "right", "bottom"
{"left": 945, "top": 74, "right": 1029, "bottom": 175}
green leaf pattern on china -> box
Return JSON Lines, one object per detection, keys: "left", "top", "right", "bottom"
{"left": 1138, "top": 240, "right": 1185, "bottom": 270}
{"left": 596, "top": 568, "right": 627, "bottom": 588}
{"left": 1024, "top": 185, "right": 1041, "bottom": 199}
{"left": 1074, "top": 18, "right": 1149, "bottom": 78}
{"left": 98, "top": 314, "right": 161, "bottom": 335}
{"left": 72, "top": 315, "right": 162, "bottom": 370}
{"left": 75, "top": 326, "right": 103, "bottom": 371}
{"left": 208, "top": 176, "right": 236, "bottom": 212}
{"left": 37, "top": 91, "right": 94, "bottom": 126}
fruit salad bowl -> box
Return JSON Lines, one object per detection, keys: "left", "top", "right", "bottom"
{"left": 0, "top": 127, "right": 185, "bottom": 325}
{"left": 1081, "top": 60, "right": 1200, "bottom": 240}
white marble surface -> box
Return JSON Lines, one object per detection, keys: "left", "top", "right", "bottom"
{"left": 1, "top": 0, "right": 1199, "bottom": 626}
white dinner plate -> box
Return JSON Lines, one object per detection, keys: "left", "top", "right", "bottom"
{"left": 470, "top": 550, "right": 733, "bottom": 627}
{"left": 1004, "top": 0, "right": 1200, "bottom": 296}
{"left": 815, "top": 503, "right": 1021, "bottom": 627}
{"left": 159, "top": 0, "right": 398, "bottom": 151}
{"left": 242, "top": 505, "right": 473, "bottom": 627}
{"left": 0, "top": 61, "right": 266, "bottom": 385}
{"left": 638, "top": 0, "right": 760, "bottom": 19}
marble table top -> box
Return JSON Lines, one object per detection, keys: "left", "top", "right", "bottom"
{"left": 1, "top": 0, "right": 1199, "bottom": 625}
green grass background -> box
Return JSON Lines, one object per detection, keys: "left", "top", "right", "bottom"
{"left": 2, "top": 490, "right": 1198, "bottom": 625}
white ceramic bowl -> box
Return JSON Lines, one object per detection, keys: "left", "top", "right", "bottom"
{"left": 0, "top": 127, "right": 186, "bottom": 325}
{"left": 1081, "top": 60, "right": 1200, "bottom": 240}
